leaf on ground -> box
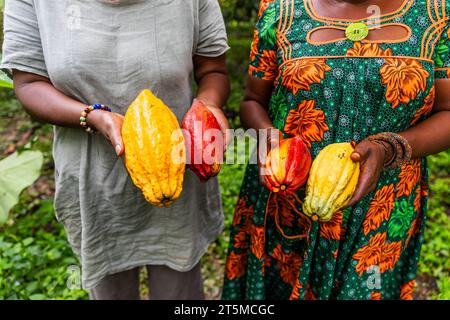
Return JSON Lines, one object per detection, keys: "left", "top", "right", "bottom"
{"left": 0, "top": 69, "right": 13, "bottom": 89}
{"left": 0, "top": 150, "right": 44, "bottom": 225}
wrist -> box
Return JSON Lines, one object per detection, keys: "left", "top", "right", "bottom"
{"left": 85, "top": 109, "right": 104, "bottom": 131}
{"left": 372, "top": 140, "right": 394, "bottom": 165}
{"left": 367, "top": 132, "right": 412, "bottom": 169}
{"left": 197, "top": 98, "right": 220, "bottom": 110}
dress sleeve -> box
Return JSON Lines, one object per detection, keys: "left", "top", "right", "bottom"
{"left": 434, "top": 24, "right": 450, "bottom": 79}
{"left": 195, "top": 0, "right": 230, "bottom": 57}
{"left": 248, "top": 0, "right": 279, "bottom": 81}
{"left": 1, "top": 0, "right": 49, "bottom": 78}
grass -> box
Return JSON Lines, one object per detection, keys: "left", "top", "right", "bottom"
{"left": 0, "top": 34, "right": 449, "bottom": 300}
{"left": 416, "top": 152, "right": 450, "bottom": 299}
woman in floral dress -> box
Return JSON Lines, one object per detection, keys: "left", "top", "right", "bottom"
{"left": 223, "top": 0, "right": 450, "bottom": 300}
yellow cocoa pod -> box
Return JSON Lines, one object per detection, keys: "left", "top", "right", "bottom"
{"left": 122, "top": 89, "right": 186, "bottom": 207}
{"left": 302, "top": 142, "right": 360, "bottom": 222}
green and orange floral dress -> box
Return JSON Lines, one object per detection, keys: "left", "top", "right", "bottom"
{"left": 223, "top": 0, "right": 450, "bottom": 300}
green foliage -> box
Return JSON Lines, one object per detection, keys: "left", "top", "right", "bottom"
{"left": 219, "top": 156, "right": 247, "bottom": 240}
{"left": 0, "top": 70, "right": 13, "bottom": 89}
{"left": 0, "top": 52, "right": 14, "bottom": 91}
{"left": 417, "top": 150, "right": 450, "bottom": 298}
{"left": 435, "top": 277, "right": 450, "bottom": 300}
{"left": 0, "top": 150, "right": 43, "bottom": 224}
{"left": 0, "top": 200, "right": 87, "bottom": 300}
{"left": 0, "top": 90, "right": 21, "bottom": 118}
{"left": 219, "top": 0, "right": 258, "bottom": 26}
{"left": 224, "top": 37, "right": 253, "bottom": 128}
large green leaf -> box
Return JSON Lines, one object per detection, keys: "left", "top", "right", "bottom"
{"left": 0, "top": 70, "right": 13, "bottom": 89}
{"left": 0, "top": 150, "right": 44, "bottom": 225}
{"left": 0, "top": 52, "right": 14, "bottom": 89}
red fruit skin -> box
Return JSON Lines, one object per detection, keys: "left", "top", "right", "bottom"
{"left": 182, "top": 100, "right": 223, "bottom": 182}
{"left": 264, "top": 136, "right": 312, "bottom": 196}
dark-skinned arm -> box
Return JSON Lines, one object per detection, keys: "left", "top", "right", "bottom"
{"left": 347, "top": 79, "right": 450, "bottom": 206}
{"left": 193, "top": 53, "right": 231, "bottom": 144}
{"left": 400, "top": 79, "right": 450, "bottom": 157}
{"left": 13, "top": 70, "right": 125, "bottom": 155}
{"left": 240, "top": 77, "right": 283, "bottom": 184}
{"left": 240, "top": 77, "right": 274, "bottom": 131}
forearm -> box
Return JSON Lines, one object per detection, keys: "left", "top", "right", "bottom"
{"left": 240, "top": 100, "right": 274, "bottom": 131}
{"left": 14, "top": 73, "right": 86, "bottom": 128}
{"left": 194, "top": 53, "right": 230, "bottom": 109}
{"left": 239, "top": 77, "right": 275, "bottom": 131}
{"left": 400, "top": 110, "right": 450, "bottom": 158}
{"left": 196, "top": 71, "right": 230, "bottom": 109}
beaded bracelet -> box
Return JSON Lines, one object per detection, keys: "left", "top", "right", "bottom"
{"left": 80, "top": 104, "right": 112, "bottom": 133}
{"left": 367, "top": 132, "right": 412, "bottom": 169}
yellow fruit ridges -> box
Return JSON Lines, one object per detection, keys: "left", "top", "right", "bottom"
{"left": 122, "top": 89, "right": 185, "bottom": 207}
{"left": 303, "top": 143, "right": 360, "bottom": 222}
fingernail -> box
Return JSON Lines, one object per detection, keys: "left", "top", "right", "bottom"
{"left": 115, "top": 145, "right": 121, "bottom": 156}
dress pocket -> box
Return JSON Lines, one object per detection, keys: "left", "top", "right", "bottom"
{"left": 53, "top": 172, "right": 80, "bottom": 224}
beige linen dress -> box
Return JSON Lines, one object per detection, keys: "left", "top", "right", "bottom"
{"left": 1, "top": 0, "right": 229, "bottom": 289}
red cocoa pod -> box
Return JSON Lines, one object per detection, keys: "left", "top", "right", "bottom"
{"left": 264, "top": 136, "right": 312, "bottom": 195}
{"left": 182, "top": 99, "right": 223, "bottom": 182}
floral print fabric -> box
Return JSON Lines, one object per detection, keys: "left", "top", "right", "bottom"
{"left": 223, "top": 0, "right": 449, "bottom": 300}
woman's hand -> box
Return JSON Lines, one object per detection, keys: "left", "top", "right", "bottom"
{"left": 258, "top": 128, "right": 283, "bottom": 187}
{"left": 345, "top": 140, "right": 387, "bottom": 207}
{"left": 205, "top": 104, "right": 232, "bottom": 148}
{"left": 87, "top": 111, "right": 125, "bottom": 156}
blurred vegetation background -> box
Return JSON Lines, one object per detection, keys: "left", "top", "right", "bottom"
{"left": 0, "top": 1, "right": 449, "bottom": 300}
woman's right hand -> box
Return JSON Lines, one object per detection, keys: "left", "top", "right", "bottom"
{"left": 87, "top": 111, "right": 125, "bottom": 156}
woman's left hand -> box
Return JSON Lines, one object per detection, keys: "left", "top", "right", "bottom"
{"left": 205, "top": 104, "right": 232, "bottom": 149}
{"left": 345, "top": 140, "right": 387, "bottom": 207}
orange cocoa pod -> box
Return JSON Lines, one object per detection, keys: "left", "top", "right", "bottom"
{"left": 182, "top": 99, "right": 223, "bottom": 182}
{"left": 264, "top": 136, "right": 311, "bottom": 195}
